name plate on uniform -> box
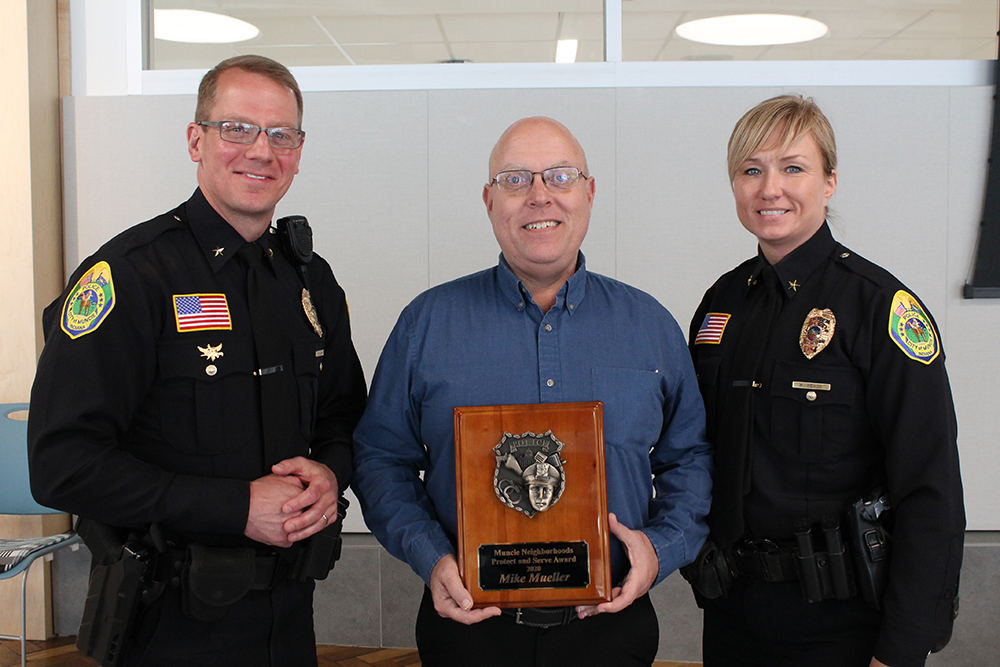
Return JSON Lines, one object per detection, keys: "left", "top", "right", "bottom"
{"left": 453, "top": 402, "right": 611, "bottom": 609}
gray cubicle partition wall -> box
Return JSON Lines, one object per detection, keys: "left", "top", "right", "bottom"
{"left": 58, "top": 85, "right": 1000, "bottom": 662}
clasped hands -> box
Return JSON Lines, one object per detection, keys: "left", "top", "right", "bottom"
{"left": 430, "top": 512, "right": 658, "bottom": 625}
{"left": 244, "top": 456, "right": 339, "bottom": 547}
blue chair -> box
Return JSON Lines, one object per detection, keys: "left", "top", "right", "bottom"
{"left": 0, "top": 403, "right": 82, "bottom": 667}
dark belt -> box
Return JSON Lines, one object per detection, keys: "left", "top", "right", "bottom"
{"left": 730, "top": 536, "right": 859, "bottom": 605}
{"left": 250, "top": 553, "right": 293, "bottom": 589}
{"left": 730, "top": 538, "right": 799, "bottom": 583}
{"left": 157, "top": 548, "right": 292, "bottom": 591}
{"left": 500, "top": 606, "right": 577, "bottom": 628}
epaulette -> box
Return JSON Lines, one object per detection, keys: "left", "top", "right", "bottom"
{"left": 110, "top": 207, "right": 188, "bottom": 255}
{"left": 830, "top": 244, "right": 901, "bottom": 292}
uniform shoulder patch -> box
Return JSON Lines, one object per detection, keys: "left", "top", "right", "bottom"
{"left": 60, "top": 261, "right": 116, "bottom": 339}
{"left": 694, "top": 313, "right": 731, "bottom": 345}
{"left": 888, "top": 290, "right": 939, "bottom": 365}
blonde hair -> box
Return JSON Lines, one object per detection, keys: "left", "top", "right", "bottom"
{"left": 727, "top": 95, "right": 836, "bottom": 184}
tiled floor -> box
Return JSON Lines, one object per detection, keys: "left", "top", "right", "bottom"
{"left": 0, "top": 637, "right": 699, "bottom": 667}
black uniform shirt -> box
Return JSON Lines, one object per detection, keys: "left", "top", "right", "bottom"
{"left": 28, "top": 189, "right": 367, "bottom": 548}
{"left": 690, "top": 223, "right": 964, "bottom": 666}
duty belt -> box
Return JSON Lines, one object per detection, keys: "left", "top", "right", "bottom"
{"left": 732, "top": 514, "right": 859, "bottom": 603}
{"left": 501, "top": 606, "right": 577, "bottom": 628}
{"left": 157, "top": 548, "right": 293, "bottom": 591}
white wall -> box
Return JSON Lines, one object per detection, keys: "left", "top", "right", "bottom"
{"left": 62, "top": 84, "right": 1000, "bottom": 530}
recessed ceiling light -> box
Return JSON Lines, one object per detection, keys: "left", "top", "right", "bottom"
{"left": 154, "top": 9, "right": 260, "bottom": 44}
{"left": 556, "top": 39, "right": 579, "bottom": 63}
{"left": 676, "top": 14, "right": 828, "bottom": 47}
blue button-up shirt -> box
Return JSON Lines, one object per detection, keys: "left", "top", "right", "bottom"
{"left": 353, "top": 254, "right": 712, "bottom": 588}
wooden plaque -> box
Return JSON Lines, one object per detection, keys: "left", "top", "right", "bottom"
{"left": 454, "top": 401, "right": 611, "bottom": 608}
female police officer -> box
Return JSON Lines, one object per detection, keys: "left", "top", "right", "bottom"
{"left": 687, "top": 95, "right": 964, "bottom": 667}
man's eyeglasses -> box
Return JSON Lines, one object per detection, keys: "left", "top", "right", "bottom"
{"left": 197, "top": 121, "right": 305, "bottom": 150}
{"left": 489, "top": 167, "right": 588, "bottom": 193}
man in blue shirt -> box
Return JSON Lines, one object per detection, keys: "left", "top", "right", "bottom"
{"left": 353, "top": 116, "right": 712, "bottom": 666}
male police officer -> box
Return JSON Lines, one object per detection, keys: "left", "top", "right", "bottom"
{"left": 28, "top": 55, "right": 366, "bottom": 666}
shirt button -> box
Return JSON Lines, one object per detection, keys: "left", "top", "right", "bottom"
{"left": 544, "top": 324, "right": 552, "bottom": 332}
{"left": 568, "top": 304, "right": 575, "bottom": 310}
{"left": 806, "top": 391, "right": 817, "bottom": 402}
{"left": 518, "top": 301, "right": 524, "bottom": 309}
{"left": 546, "top": 379, "right": 555, "bottom": 387}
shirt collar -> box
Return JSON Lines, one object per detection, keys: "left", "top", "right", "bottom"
{"left": 184, "top": 188, "right": 281, "bottom": 274}
{"left": 750, "top": 222, "right": 837, "bottom": 300}
{"left": 497, "top": 251, "right": 588, "bottom": 315}
{"left": 183, "top": 188, "right": 252, "bottom": 273}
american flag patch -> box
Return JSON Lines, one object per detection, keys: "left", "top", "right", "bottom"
{"left": 694, "top": 313, "right": 730, "bottom": 345}
{"left": 173, "top": 294, "right": 232, "bottom": 332}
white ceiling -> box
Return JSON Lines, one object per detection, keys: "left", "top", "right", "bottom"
{"left": 149, "top": 1, "right": 999, "bottom": 69}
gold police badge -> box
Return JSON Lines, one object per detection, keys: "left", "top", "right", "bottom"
{"left": 800, "top": 308, "right": 836, "bottom": 359}
{"left": 302, "top": 288, "right": 323, "bottom": 338}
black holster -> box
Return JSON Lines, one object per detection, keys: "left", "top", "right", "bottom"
{"left": 75, "top": 519, "right": 159, "bottom": 667}
{"left": 844, "top": 490, "right": 892, "bottom": 611}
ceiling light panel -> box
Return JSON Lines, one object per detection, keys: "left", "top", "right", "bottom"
{"left": 154, "top": 9, "right": 260, "bottom": 43}
{"left": 676, "top": 15, "right": 828, "bottom": 46}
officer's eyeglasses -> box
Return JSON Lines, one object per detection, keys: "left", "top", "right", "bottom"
{"left": 197, "top": 121, "right": 305, "bottom": 150}
{"left": 489, "top": 167, "right": 589, "bottom": 194}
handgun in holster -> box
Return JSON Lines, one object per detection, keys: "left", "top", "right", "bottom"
{"left": 844, "top": 489, "right": 892, "bottom": 611}
{"left": 75, "top": 518, "right": 162, "bottom": 667}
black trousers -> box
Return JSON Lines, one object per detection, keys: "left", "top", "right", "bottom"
{"left": 702, "top": 578, "right": 882, "bottom": 667}
{"left": 126, "top": 579, "right": 317, "bottom": 667}
{"left": 415, "top": 587, "right": 659, "bottom": 667}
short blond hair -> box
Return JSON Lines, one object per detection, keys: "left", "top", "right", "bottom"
{"left": 727, "top": 95, "right": 836, "bottom": 184}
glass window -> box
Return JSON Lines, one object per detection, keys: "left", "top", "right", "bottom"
{"left": 147, "top": 1, "right": 999, "bottom": 70}
{"left": 623, "top": 1, "right": 998, "bottom": 61}
{"left": 147, "top": 1, "right": 605, "bottom": 70}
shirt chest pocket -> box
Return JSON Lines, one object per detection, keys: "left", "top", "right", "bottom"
{"left": 591, "top": 366, "right": 664, "bottom": 456}
{"left": 769, "top": 362, "right": 861, "bottom": 463}
{"left": 156, "top": 338, "right": 256, "bottom": 455}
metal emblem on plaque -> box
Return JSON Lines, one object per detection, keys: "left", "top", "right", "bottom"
{"left": 493, "top": 431, "right": 566, "bottom": 518}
